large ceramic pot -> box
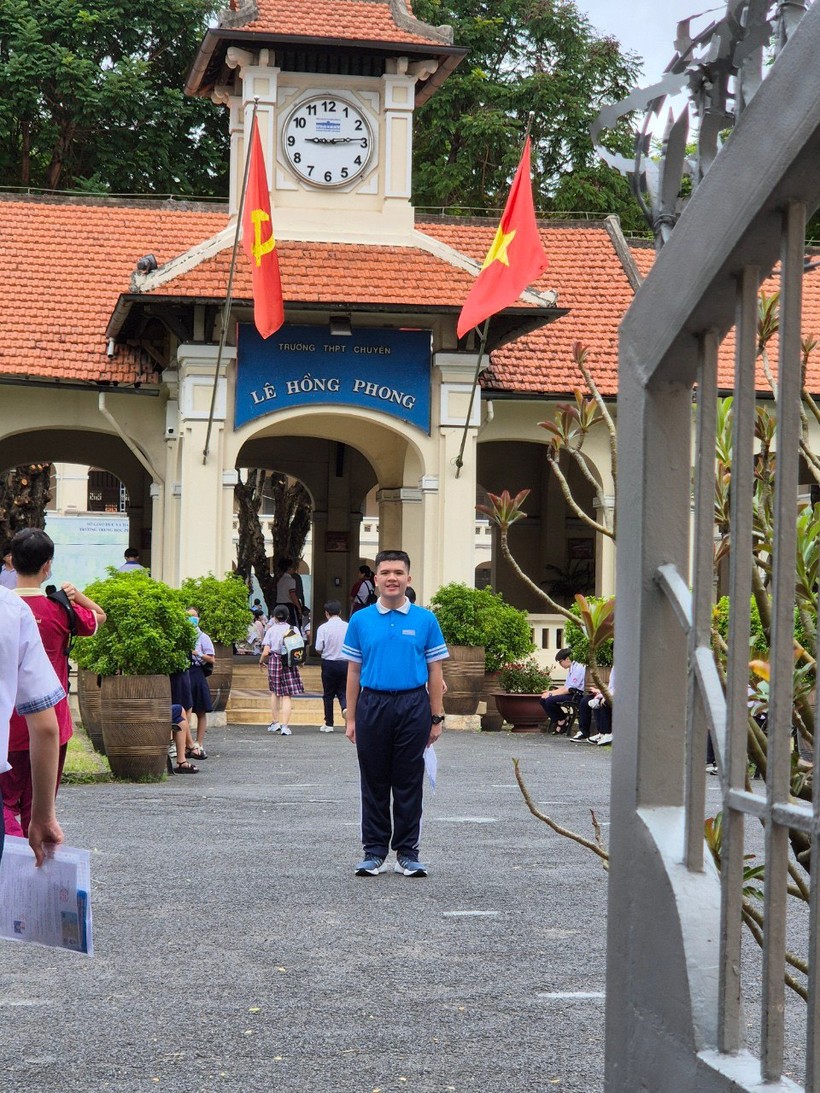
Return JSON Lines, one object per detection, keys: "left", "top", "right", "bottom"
{"left": 493, "top": 692, "right": 549, "bottom": 734}
{"left": 480, "top": 671, "right": 504, "bottom": 732}
{"left": 100, "top": 674, "right": 172, "bottom": 780}
{"left": 77, "top": 668, "right": 105, "bottom": 754}
{"left": 207, "top": 642, "right": 234, "bottom": 713}
{"left": 442, "top": 645, "right": 485, "bottom": 715}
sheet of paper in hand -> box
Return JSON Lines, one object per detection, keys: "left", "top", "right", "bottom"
{"left": 0, "top": 836, "right": 93, "bottom": 955}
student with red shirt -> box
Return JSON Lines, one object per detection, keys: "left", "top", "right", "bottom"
{"left": 0, "top": 529, "right": 105, "bottom": 838}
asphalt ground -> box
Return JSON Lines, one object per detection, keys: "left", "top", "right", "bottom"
{"left": 0, "top": 725, "right": 809, "bottom": 1092}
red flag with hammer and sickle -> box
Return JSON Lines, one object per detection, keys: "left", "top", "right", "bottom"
{"left": 241, "top": 118, "right": 284, "bottom": 338}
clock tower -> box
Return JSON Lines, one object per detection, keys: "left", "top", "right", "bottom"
{"left": 185, "top": 1, "right": 466, "bottom": 241}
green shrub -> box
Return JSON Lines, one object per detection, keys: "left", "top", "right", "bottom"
{"left": 74, "top": 569, "right": 194, "bottom": 676}
{"left": 429, "top": 582, "right": 534, "bottom": 672}
{"left": 713, "top": 595, "right": 811, "bottom": 655}
{"left": 499, "top": 658, "right": 552, "bottom": 694}
{"left": 565, "top": 596, "right": 615, "bottom": 667}
{"left": 180, "top": 573, "right": 250, "bottom": 646}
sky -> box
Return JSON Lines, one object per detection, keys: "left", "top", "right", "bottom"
{"left": 575, "top": 1, "right": 725, "bottom": 83}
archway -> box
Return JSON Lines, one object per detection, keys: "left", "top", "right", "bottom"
{"left": 477, "top": 439, "right": 604, "bottom": 611}
{"left": 0, "top": 428, "right": 155, "bottom": 584}
{"left": 233, "top": 409, "right": 428, "bottom": 616}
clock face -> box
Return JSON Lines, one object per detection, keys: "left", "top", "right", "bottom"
{"left": 282, "top": 95, "right": 374, "bottom": 188}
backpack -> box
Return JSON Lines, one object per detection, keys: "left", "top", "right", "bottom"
{"left": 357, "top": 579, "right": 377, "bottom": 606}
{"left": 47, "top": 587, "right": 78, "bottom": 656}
{"left": 281, "top": 626, "right": 306, "bottom": 668}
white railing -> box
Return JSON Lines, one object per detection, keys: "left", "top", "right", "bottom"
{"left": 527, "top": 613, "right": 568, "bottom": 671}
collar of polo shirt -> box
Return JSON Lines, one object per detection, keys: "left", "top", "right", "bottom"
{"left": 375, "top": 598, "right": 411, "bottom": 614}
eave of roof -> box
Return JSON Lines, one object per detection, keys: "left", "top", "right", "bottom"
{"left": 186, "top": 0, "right": 466, "bottom": 107}
{"left": 108, "top": 227, "right": 562, "bottom": 346}
{"left": 185, "top": 29, "right": 466, "bottom": 106}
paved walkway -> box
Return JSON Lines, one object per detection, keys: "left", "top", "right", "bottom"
{"left": 3, "top": 726, "right": 614, "bottom": 1091}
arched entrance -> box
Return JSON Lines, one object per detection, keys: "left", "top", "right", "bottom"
{"left": 477, "top": 438, "right": 607, "bottom": 608}
{"left": 233, "top": 408, "right": 430, "bottom": 616}
{"left": 0, "top": 427, "right": 156, "bottom": 582}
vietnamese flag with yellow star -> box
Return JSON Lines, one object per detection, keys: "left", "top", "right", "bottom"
{"left": 241, "top": 117, "right": 284, "bottom": 338}
{"left": 456, "top": 137, "right": 548, "bottom": 339}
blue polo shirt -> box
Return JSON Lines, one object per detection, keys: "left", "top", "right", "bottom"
{"left": 342, "top": 599, "right": 448, "bottom": 690}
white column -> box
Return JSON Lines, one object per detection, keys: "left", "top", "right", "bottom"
{"left": 223, "top": 48, "right": 280, "bottom": 214}
{"left": 175, "top": 344, "right": 236, "bottom": 581}
{"left": 432, "top": 352, "right": 482, "bottom": 589}
{"left": 593, "top": 495, "right": 616, "bottom": 597}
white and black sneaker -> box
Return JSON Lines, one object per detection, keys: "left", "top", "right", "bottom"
{"left": 394, "top": 855, "right": 428, "bottom": 878}
{"left": 355, "top": 856, "right": 385, "bottom": 876}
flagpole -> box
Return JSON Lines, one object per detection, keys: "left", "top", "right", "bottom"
{"left": 202, "top": 99, "right": 261, "bottom": 464}
{"left": 452, "top": 113, "right": 537, "bottom": 480}
{"left": 453, "top": 318, "right": 490, "bottom": 480}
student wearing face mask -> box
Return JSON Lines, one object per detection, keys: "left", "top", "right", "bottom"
{"left": 185, "top": 607, "right": 215, "bottom": 760}
{"left": 0, "top": 528, "right": 105, "bottom": 837}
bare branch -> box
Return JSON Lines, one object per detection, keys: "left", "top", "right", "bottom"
{"left": 514, "top": 759, "right": 609, "bottom": 868}
{"left": 545, "top": 452, "right": 613, "bottom": 538}
{"left": 499, "top": 527, "right": 577, "bottom": 623}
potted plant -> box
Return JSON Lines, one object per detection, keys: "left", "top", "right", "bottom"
{"left": 74, "top": 569, "right": 194, "bottom": 779}
{"left": 180, "top": 574, "right": 250, "bottom": 711}
{"left": 493, "top": 657, "right": 553, "bottom": 733}
{"left": 429, "top": 583, "right": 534, "bottom": 718}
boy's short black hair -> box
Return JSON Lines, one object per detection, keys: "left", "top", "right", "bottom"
{"left": 124, "top": 547, "right": 140, "bottom": 559}
{"left": 324, "top": 600, "right": 341, "bottom": 616}
{"left": 272, "top": 605, "right": 289, "bottom": 621}
{"left": 11, "top": 528, "right": 54, "bottom": 575}
{"left": 374, "top": 549, "right": 410, "bottom": 571}
{"left": 555, "top": 648, "right": 572, "bottom": 662}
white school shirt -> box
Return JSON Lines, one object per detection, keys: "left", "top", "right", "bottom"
{"left": 262, "top": 620, "right": 289, "bottom": 654}
{"left": 0, "top": 586, "right": 64, "bottom": 772}
{"left": 565, "top": 661, "right": 586, "bottom": 690}
{"left": 314, "top": 615, "right": 348, "bottom": 661}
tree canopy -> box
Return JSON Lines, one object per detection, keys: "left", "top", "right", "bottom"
{"left": 411, "top": 0, "right": 644, "bottom": 227}
{"left": 0, "top": 0, "right": 228, "bottom": 194}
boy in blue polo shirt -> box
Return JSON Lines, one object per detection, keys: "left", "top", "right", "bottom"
{"left": 343, "top": 550, "right": 448, "bottom": 878}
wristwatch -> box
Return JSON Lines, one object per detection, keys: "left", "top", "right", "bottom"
{"left": 431, "top": 714, "right": 445, "bottom": 724}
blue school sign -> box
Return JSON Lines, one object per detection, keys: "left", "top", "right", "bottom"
{"left": 235, "top": 324, "right": 432, "bottom": 432}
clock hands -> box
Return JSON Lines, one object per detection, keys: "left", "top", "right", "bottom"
{"left": 303, "top": 137, "right": 369, "bottom": 146}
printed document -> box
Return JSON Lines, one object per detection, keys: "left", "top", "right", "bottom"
{"left": 0, "top": 836, "right": 93, "bottom": 955}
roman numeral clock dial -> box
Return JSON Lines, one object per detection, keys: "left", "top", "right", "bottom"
{"left": 283, "top": 96, "right": 374, "bottom": 188}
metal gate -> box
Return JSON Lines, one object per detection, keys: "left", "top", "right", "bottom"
{"left": 607, "top": 5, "right": 820, "bottom": 1089}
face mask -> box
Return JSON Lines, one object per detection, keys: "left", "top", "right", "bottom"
{"left": 188, "top": 616, "right": 199, "bottom": 627}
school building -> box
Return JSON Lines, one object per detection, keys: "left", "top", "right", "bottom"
{"left": 3, "top": 0, "right": 820, "bottom": 655}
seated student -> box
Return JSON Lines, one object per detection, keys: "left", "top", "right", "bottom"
{"left": 589, "top": 664, "right": 616, "bottom": 746}
{"left": 170, "top": 705, "right": 198, "bottom": 773}
{"left": 541, "top": 648, "right": 586, "bottom": 735}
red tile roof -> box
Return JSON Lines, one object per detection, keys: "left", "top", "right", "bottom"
{"left": 0, "top": 196, "right": 225, "bottom": 384}
{"left": 140, "top": 237, "right": 480, "bottom": 308}
{"left": 223, "top": 0, "right": 447, "bottom": 47}
{"left": 5, "top": 192, "right": 819, "bottom": 399}
{"left": 629, "top": 242, "right": 820, "bottom": 393}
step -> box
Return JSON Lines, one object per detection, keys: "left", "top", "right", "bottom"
{"left": 227, "top": 661, "right": 329, "bottom": 725}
